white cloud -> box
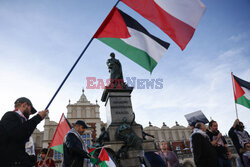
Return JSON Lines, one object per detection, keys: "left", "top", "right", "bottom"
{"left": 229, "top": 33, "right": 248, "bottom": 42}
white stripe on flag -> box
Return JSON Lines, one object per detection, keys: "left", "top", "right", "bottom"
{"left": 121, "top": 27, "right": 167, "bottom": 62}
{"left": 242, "top": 87, "right": 250, "bottom": 100}
{"left": 154, "top": 0, "right": 206, "bottom": 28}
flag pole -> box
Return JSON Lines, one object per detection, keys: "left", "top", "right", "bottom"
{"left": 44, "top": 147, "right": 51, "bottom": 161}
{"left": 231, "top": 72, "right": 239, "bottom": 119}
{"left": 45, "top": 0, "right": 121, "bottom": 110}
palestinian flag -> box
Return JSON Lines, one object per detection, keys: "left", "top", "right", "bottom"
{"left": 94, "top": 7, "right": 170, "bottom": 73}
{"left": 98, "top": 148, "right": 116, "bottom": 167}
{"left": 49, "top": 113, "right": 71, "bottom": 153}
{"left": 232, "top": 73, "right": 250, "bottom": 109}
{"left": 121, "top": 0, "right": 206, "bottom": 50}
{"left": 89, "top": 148, "right": 98, "bottom": 165}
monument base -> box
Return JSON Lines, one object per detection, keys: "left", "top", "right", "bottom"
{"left": 101, "top": 87, "right": 156, "bottom": 167}
{"left": 104, "top": 140, "right": 156, "bottom": 167}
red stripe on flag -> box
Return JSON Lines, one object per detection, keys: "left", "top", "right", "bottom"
{"left": 99, "top": 148, "right": 110, "bottom": 161}
{"left": 94, "top": 7, "right": 130, "bottom": 39}
{"left": 88, "top": 148, "right": 96, "bottom": 154}
{"left": 121, "top": 0, "right": 196, "bottom": 50}
{"left": 49, "top": 113, "right": 71, "bottom": 148}
{"left": 232, "top": 74, "right": 245, "bottom": 101}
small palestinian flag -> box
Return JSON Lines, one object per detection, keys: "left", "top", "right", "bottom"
{"left": 94, "top": 7, "right": 170, "bottom": 73}
{"left": 98, "top": 148, "right": 116, "bottom": 167}
{"left": 88, "top": 148, "right": 98, "bottom": 165}
{"left": 232, "top": 73, "right": 250, "bottom": 109}
{"left": 49, "top": 113, "right": 71, "bottom": 153}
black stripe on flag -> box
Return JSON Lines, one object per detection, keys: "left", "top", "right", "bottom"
{"left": 118, "top": 9, "right": 170, "bottom": 50}
{"left": 233, "top": 75, "right": 250, "bottom": 90}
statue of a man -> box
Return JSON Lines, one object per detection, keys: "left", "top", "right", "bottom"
{"left": 106, "top": 52, "right": 124, "bottom": 85}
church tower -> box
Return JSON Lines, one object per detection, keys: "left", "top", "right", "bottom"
{"left": 66, "top": 89, "right": 103, "bottom": 145}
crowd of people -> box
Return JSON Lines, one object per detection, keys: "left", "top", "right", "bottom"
{"left": 190, "top": 120, "right": 250, "bottom": 167}
{"left": 0, "top": 97, "right": 249, "bottom": 167}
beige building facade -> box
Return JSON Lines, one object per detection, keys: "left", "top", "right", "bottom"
{"left": 32, "top": 90, "right": 239, "bottom": 167}
{"left": 32, "top": 89, "right": 104, "bottom": 161}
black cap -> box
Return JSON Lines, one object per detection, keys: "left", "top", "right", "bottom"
{"left": 15, "top": 97, "right": 37, "bottom": 114}
{"left": 75, "top": 120, "right": 89, "bottom": 129}
{"left": 41, "top": 148, "right": 48, "bottom": 154}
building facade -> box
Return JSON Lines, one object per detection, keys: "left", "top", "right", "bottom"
{"left": 144, "top": 121, "right": 192, "bottom": 152}
{"left": 32, "top": 89, "right": 104, "bottom": 162}
{"left": 32, "top": 90, "right": 239, "bottom": 167}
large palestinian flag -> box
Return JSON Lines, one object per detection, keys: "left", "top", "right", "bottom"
{"left": 121, "top": 0, "right": 206, "bottom": 50}
{"left": 232, "top": 73, "right": 250, "bottom": 109}
{"left": 49, "top": 113, "right": 71, "bottom": 153}
{"left": 94, "top": 7, "right": 170, "bottom": 73}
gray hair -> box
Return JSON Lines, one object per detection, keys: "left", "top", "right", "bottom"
{"left": 195, "top": 122, "right": 204, "bottom": 129}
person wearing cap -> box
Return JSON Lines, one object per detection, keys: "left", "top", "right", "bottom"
{"left": 62, "top": 120, "right": 91, "bottom": 167}
{"left": 36, "top": 148, "right": 55, "bottom": 167}
{"left": 0, "top": 97, "right": 48, "bottom": 167}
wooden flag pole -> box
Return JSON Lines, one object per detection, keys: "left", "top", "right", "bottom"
{"left": 45, "top": 0, "right": 121, "bottom": 110}
{"left": 44, "top": 147, "right": 51, "bottom": 161}
{"left": 231, "top": 72, "right": 239, "bottom": 119}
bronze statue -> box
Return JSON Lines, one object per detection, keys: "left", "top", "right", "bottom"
{"left": 92, "top": 126, "right": 109, "bottom": 147}
{"left": 116, "top": 118, "right": 143, "bottom": 159}
{"left": 106, "top": 52, "right": 124, "bottom": 87}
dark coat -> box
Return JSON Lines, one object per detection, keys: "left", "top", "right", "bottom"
{"left": 0, "top": 111, "right": 42, "bottom": 167}
{"left": 192, "top": 133, "right": 219, "bottom": 167}
{"left": 229, "top": 127, "right": 243, "bottom": 156}
{"left": 145, "top": 152, "right": 167, "bottom": 167}
{"left": 62, "top": 132, "right": 89, "bottom": 167}
{"left": 228, "top": 127, "right": 250, "bottom": 164}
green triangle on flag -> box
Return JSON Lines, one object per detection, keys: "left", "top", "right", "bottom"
{"left": 89, "top": 148, "right": 98, "bottom": 165}
{"left": 98, "top": 148, "right": 116, "bottom": 167}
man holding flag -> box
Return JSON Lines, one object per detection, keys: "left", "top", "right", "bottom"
{"left": 0, "top": 97, "right": 48, "bottom": 167}
{"left": 62, "top": 120, "right": 91, "bottom": 167}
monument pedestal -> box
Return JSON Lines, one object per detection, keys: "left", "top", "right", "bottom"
{"left": 101, "top": 87, "right": 156, "bottom": 167}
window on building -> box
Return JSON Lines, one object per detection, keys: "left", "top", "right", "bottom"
{"left": 54, "top": 150, "right": 62, "bottom": 160}
{"left": 82, "top": 133, "right": 91, "bottom": 146}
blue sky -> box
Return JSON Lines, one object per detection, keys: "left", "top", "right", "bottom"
{"left": 0, "top": 0, "right": 250, "bottom": 134}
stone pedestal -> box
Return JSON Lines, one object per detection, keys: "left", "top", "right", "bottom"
{"left": 102, "top": 87, "right": 134, "bottom": 126}
{"left": 101, "top": 87, "right": 156, "bottom": 167}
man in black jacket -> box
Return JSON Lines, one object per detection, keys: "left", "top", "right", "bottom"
{"left": 62, "top": 120, "right": 91, "bottom": 167}
{"left": 191, "top": 122, "right": 218, "bottom": 167}
{"left": 207, "top": 120, "right": 232, "bottom": 167}
{"left": 0, "top": 97, "right": 48, "bottom": 167}
{"left": 229, "top": 119, "right": 250, "bottom": 165}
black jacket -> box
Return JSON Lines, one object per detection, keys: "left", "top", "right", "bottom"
{"left": 0, "top": 111, "right": 42, "bottom": 167}
{"left": 62, "top": 132, "right": 89, "bottom": 167}
{"left": 192, "top": 133, "right": 219, "bottom": 167}
{"left": 228, "top": 127, "right": 250, "bottom": 164}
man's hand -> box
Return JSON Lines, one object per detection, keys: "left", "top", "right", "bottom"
{"left": 218, "top": 133, "right": 222, "bottom": 139}
{"left": 38, "top": 110, "right": 49, "bottom": 119}
{"left": 233, "top": 119, "right": 240, "bottom": 128}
